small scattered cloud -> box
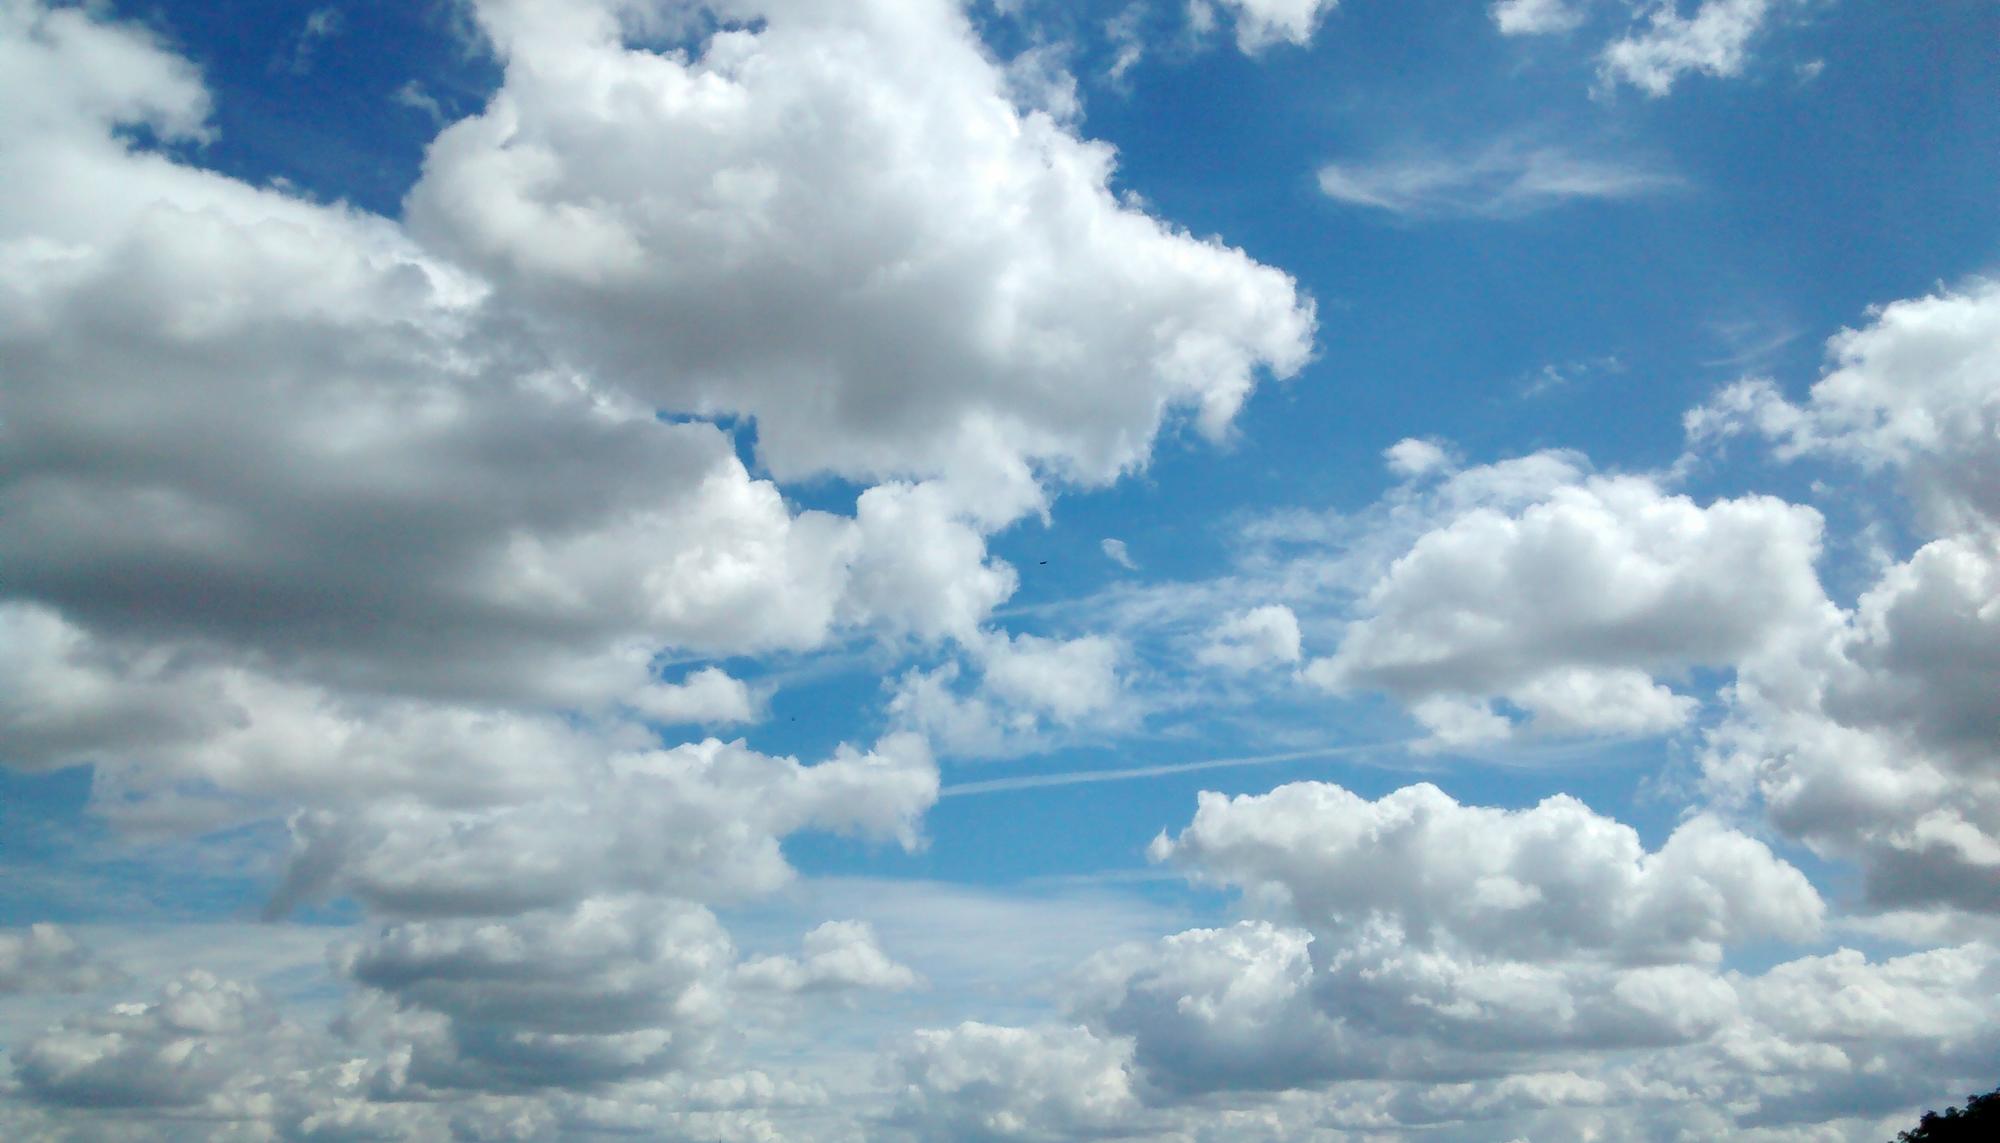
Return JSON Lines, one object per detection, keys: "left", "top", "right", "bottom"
{"left": 283, "top": 6, "right": 344, "bottom": 75}
{"left": 1101, "top": 537, "right": 1138, "bottom": 570}
{"left": 1600, "top": 0, "right": 1790, "bottom": 96}
{"left": 1520, "top": 354, "right": 1624, "bottom": 398}
{"left": 392, "top": 79, "right": 446, "bottom": 125}
{"left": 1491, "top": 0, "right": 1591, "bottom": 36}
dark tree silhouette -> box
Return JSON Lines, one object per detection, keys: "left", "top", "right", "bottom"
{"left": 1895, "top": 1087, "right": 2000, "bottom": 1142}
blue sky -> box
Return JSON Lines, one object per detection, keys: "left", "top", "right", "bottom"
{"left": 3, "top": 0, "right": 1999, "bottom": 1139}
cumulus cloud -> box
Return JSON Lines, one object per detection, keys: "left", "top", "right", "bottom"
{"left": 1306, "top": 462, "right": 1831, "bottom": 746}
{"left": 888, "top": 633, "right": 1129, "bottom": 758}
{"left": 269, "top": 733, "right": 937, "bottom": 918}
{"left": 11, "top": 971, "right": 293, "bottom": 1111}
{"left": 1030, "top": 781, "right": 1992, "bottom": 1135}
{"left": 890, "top": 1022, "right": 1145, "bottom": 1141}
{"left": 1196, "top": 605, "right": 1302, "bottom": 672}
{"left": 1153, "top": 782, "right": 1824, "bottom": 964}
{"left": 0, "top": 0, "right": 1309, "bottom": 788}
{"left": 0, "top": 925, "right": 126, "bottom": 995}
{"left": 1602, "top": 0, "right": 1790, "bottom": 95}
{"left": 1688, "top": 280, "right": 2000, "bottom": 537}
{"left": 1383, "top": 436, "right": 1453, "bottom": 478}
{"left": 624, "top": 666, "right": 761, "bottom": 727}
{"left": 1686, "top": 283, "right": 2000, "bottom": 914}
{"left": 736, "top": 920, "right": 921, "bottom": 994}
{"left": 407, "top": 0, "right": 1313, "bottom": 503}
{"left": 339, "top": 896, "right": 736, "bottom": 1093}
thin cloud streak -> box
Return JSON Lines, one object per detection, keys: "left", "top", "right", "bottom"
{"left": 1318, "top": 140, "right": 1680, "bottom": 219}
{"left": 941, "top": 741, "right": 1411, "bottom": 797}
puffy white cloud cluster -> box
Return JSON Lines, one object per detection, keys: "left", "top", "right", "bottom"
{"left": 894, "top": 781, "right": 1998, "bottom": 1139}
{"left": 1153, "top": 782, "right": 1825, "bottom": 963}
{"left": 9, "top": 972, "right": 292, "bottom": 1113}
{"left": 888, "top": 632, "right": 1130, "bottom": 758}
{"left": 1196, "top": 605, "right": 1302, "bottom": 672}
{"left": 1489, "top": 0, "right": 1799, "bottom": 96}
{"left": 1081, "top": 783, "right": 1824, "bottom": 1096}
{"left": 890, "top": 1022, "right": 1144, "bottom": 1141}
{"left": 269, "top": 733, "right": 936, "bottom": 918}
{"left": 1305, "top": 457, "right": 1831, "bottom": 747}
{"left": 0, "top": 0, "right": 1311, "bottom": 1130}
{"left": 736, "top": 920, "right": 921, "bottom": 994}
{"left": 1691, "top": 281, "right": 2000, "bottom": 537}
{"left": 1688, "top": 282, "right": 2000, "bottom": 914}
{"left": 0, "top": 0, "right": 1309, "bottom": 776}
{"left": 407, "top": 0, "right": 1312, "bottom": 507}
{"left": 1601, "top": 0, "right": 1790, "bottom": 95}
{"left": 339, "top": 897, "right": 737, "bottom": 1094}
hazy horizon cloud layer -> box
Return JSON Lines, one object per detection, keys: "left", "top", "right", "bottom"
{"left": 2, "top": 0, "right": 1998, "bottom": 1138}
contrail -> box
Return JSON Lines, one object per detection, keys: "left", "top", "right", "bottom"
{"left": 940, "top": 741, "right": 1409, "bottom": 798}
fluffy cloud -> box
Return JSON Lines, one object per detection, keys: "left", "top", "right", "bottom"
{"left": 0, "top": 925, "right": 125, "bottom": 995}
{"left": 1, "top": 0, "right": 1308, "bottom": 794}
{"left": 270, "top": 733, "right": 937, "bottom": 918}
{"left": 1073, "top": 783, "right": 1825, "bottom": 1096}
{"left": 888, "top": 633, "right": 1128, "bottom": 758}
{"left": 1194, "top": 0, "right": 1341, "bottom": 52}
{"left": 736, "top": 920, "right": 921, "bottom": 994}
{"left": 1153, "top": 782, "right": 1824, "bottom": 965}
{"left": 1688, "top": 283, "right": 2000, "bottom": 913}
{"left": 408, "top": 0, "right": 1313, "bottom": 505}
{"left": 1689, "top": 280, "right": 2000, "bottom": 537}
{"left": 890, "top": 1022, "right": 1145, "bottom": 1141}
{"left": 1306, "top": 463, "right": 1830, "bottom": 746}
{"left": 1041, "top": 781, "right": 1994, "bottom": 1135}
{"left": 339, "top": 896, "right": 736, "bottom": 1093}
{"left": 10, "top": 972, "right": 292, "bottom": 1112}
{"left": 1196, "top": 605, "right": 1302, "bottom": 672}
{"left": 1702, "top": 536, "right": 2000, "bottom": 914}
{"left": 1601, "top": 0, "right": 1790, "bottom": 95}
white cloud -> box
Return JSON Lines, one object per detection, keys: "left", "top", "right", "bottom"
{"left": 0, "top": 925, "right": 125, "bottom": 995}
{"left": 736, "top": 920, "right": 921, "bottom": 994}
{"left": 1688, "top": 280, "right": 2000, "bottom": 537}
{"left": 1152, "top": 782, "right": 1824, "bottom": 964}
{"left": 408, "top": 0, "right": 1314, "bottom": 504}
{"left": 890, "top": 1022, "right": 1145, "bottom": 1141}
{"left": 1201, "top": 0, "right": 1340, "bottom": 52}
{"left": 270, "top": 733, "right": 937, "bottom": 918}
{"left": 1196, "top": 604, "right": 1302, "bottom": 672}
{"left": 1318, "top": 139, "right": 1678, "bottom": 219}
{"left": 1492, "top": 0, "right": 1591, "bottom": 36}
{"left": 10, "top": 971, "right": 294, "bottom": 1111}
{"left": 889, "top": 633, "right": 1129, "bottom": 758}
{"left": 1100, "top": 538, "right": 1137, "bottom": 570}
{"left": 0, "top": 0, "right": 1308, "bottom": 811}
{"left": 1601, "top": 0, "right": 1789, "bottom": 96}
{"left": 1306, "top": 464, "right": 1831, "bottom": 746}
{"left": 625, "top": 666, "right": 761, "bottom": 727}
{"left": 1689, "top": 282, "right": 2000, "bottom": 914}
{"left": 1383, "top": 436, "right": 1453, "bottom": 478}
{"left": 339, "top": 896, "right": 736, "bottom": 1093}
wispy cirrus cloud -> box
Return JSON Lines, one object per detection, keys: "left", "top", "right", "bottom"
{"left": 1317, "top": 138, "right": 1680, "bottom": 219}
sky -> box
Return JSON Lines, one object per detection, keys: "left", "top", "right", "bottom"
{"left": 1, "top": 0, "right": 1998, "bottom": 1139}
